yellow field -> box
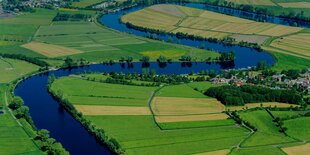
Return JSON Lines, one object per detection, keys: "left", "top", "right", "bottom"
{"left": 226, "top": 0, "right": 276, "bottom": 6}
{"left": 270, "top": 33, "right": 310, "bottom": 58}
{"left": 122, "top": 4, "right": 303, "bottom": 40}
{"left": 75, "top": 105, "right": 151, "bottom": 115}
{"left": 226, "top": 102, "right": 299, "bottom": 111}
{"left": 21, "top": 41, "right": 82, "bottom": 57}
{"left": 282, "top": 143, "right": 310, "bottom": 155}
{"left": 152, "top": 97, "right": 225, "bottom": 115}
{"left": 278, "top": 2, "right": 310, "bottom": 8}
{"left": 155, "top": 113, "right": 228, "bottom": 123}
{"left": 193, "top": 149, "right": 230, "bottom": 155}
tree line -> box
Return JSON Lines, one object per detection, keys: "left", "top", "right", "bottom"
{"left": 0, "top": 53, "right": 49, "bottom": 67}
{"left": 48, "top": 75, "right": 124, "bottom": 154}
{"left": 9, "top": 96, "right": 68, "bottom": 154}
{"left": 205, "top": 85, "right": 303, "bottom": 106}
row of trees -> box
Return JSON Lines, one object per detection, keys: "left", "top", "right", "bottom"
{"left": 0, "top": 53, "right": 49, "bottom": 67}
{"left": 8, "top": 96, "right": 68, "bottom": 154}
{"left": 205, "top": 85, "right": 303, "bottom": 106}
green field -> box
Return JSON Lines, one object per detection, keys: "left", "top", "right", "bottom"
{"left": 156, "top": 84, "right": 207, "bottom": 98}
{"left": 0, "top": 85, "right": 42, "bottom": 155}
{"left": 239, "top": 110, "right": 296, "bottom": 147}
{"left": 284, "top": 117, "right": 310, "bottom": 141}
{"left": 0, "top": 58, "right": 39, "bottom": 83}
{"left": 51, "top": 75, "right": 250, "bottom": 154}
{"left": 72, "top": 0, "right": 106, "bottom": 8}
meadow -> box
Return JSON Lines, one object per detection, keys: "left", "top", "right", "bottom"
{"left": 239, "top": 110, "right": 296, "bottom": 147}
{"left": 0, "top": 58, "right": 39, "bottom": 83}
{"left": 0, "top": 85, "right": 42, "bottom": 155}
{"left": 51, "top": 76, "right": 250, "bottom": 154}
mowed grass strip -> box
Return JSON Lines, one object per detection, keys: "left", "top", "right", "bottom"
{"left": 75, "top": 105, "right": 151, "bottom": 115}
{"left": 155, "top": 113, "right": 229, "bottom": 123}
{"left": 152, "top": 97, "right": 225, "bottom": 115}
{"left": 22, "top": 41, "right": 82, "bottom": 57}
{"left": 282, "top": 143, "right": 310, "bottom": 155}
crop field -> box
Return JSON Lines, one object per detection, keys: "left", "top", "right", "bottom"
{"left": 278, "top": 2, "right": 310, "bottom": 8}
{"left": 51, "top": 76, "right": 250, "bottom": 154}
{"left": 225, "top": 0, "right": 277, "bottom": 6}
{"left": 0, "top": 113, "right": 41, "bottom": 155}
{"left": 187, "top": 81, "right": 217, "bottom": 92}
{"left": 156, "top": 84, "right": 207, "bottom": 98}
{"left": 22, "top": 41, "right": 82, "bottom": 57}
{"left": 231, "top": 147, "right": 285, "bottom": 155}
{"left": 282, "top": 143, "right": 310, "bottom": 155}
{"left": 226, "top": 102, "right": 299, "bottom": 111}
{"left": 72, "top": 0, "right": 105, "bottom": 8}
{"left": 270, "top": 33, "right": 310, "bottom": 59}
{"left": 239, "top": 110, "right": 295, "bottom": 147}
{"left": 33, "top": 21, "right": 217, "bottom": 61}
{"left": 0, "top": 58, "right": 39, "bottom": 83}
{"left": 122, "top": 4, "right": 303, "bottom": 40}
{"left": 284, "top": 117, "right": 310, "bottom": 141}
{"left": 152, "top": 97, "right": 225, "bottom": 115}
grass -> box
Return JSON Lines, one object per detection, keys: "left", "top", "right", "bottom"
{"left": 0, "top": 58, "right": 39, "bottom": 83}
{"left": 239, "top": 110, "right": 295, "bottom": 147}
{"left": 284, "top": 117, "right": 310, "bottom": 141}
{"left": 0, "top": 113, "right": 42, "bottom": 155}
{"left": 156, "top": 84, "right": 206, "bottom": 98}
{"left": 278, "top": 2, "right": 310, "bottom": 8}
{"left": 87, "top": 115, "right": 248, "bottom": 155}
{"left": 159, "top": 119, "right": 235, "bottom": 129}
{"left": 51, "top": 75, "right": 249, "bottom": 154}
{"left": 50, "top": 77, "right": 157, "bottom": 107}
{"left": 75, "top": 105, "right": 151, "bottom": 115}
{"left": 224, "top": 0, "right": 277, "bottom": 6}
{"left": 269, "top": 52, "right": 310, "bottom": 71}
{"left": 186, "top": 81, "right": 216, "bottom": 92}
{"left": 155, "top": 113, "right": 229, "bottom": 123}
{"left": 151, "top": 97, "right": 225, "bottom": 115}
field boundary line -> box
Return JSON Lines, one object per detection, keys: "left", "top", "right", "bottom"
{"left": 4, "top": 89, "right": 22, "bottom": 127}
{"left": 148, "top": 85, "right": 165, "bottom": 130}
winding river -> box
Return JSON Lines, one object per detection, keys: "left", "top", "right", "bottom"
{"left": 14, "top": 3, "right": 297, "bottom": 155}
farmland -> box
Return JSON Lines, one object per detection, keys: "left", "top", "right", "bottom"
{"left": 0, "top": 58, "right": 39, "bottom": 83}
{"left": 122, "top": 4, "right": 310, "bottom": 69}
{"left": 0, "top": 85, "right": 42, "bottom": 155}
{"left": 122, "top": 4, "right": 302, "bottom": 39}
{"left": 50, "top": 75, "right": 250, "bottom": 154}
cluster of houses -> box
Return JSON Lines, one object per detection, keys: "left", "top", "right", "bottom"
{"left": 211, "top": 69, "right": 310, "bottom": 93}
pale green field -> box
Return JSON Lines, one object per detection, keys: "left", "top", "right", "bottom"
{"left": 72, "top": 0, "right": 106, "bottom": 8}
{"left": 0, "top": 58, "right": 39, "bottom": 83}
